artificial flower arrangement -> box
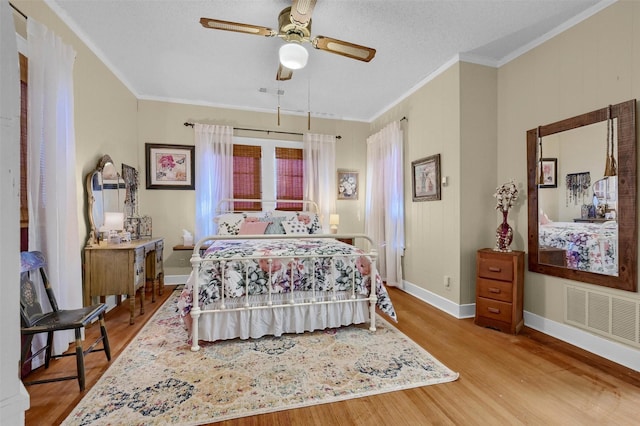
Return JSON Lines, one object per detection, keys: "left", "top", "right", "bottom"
{"left": 494, "top": 180, "right": 519, "bottom": 213}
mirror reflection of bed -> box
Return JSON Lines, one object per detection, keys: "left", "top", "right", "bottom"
{"left": 536, "top": 120, "right": 618, "bottom": 277}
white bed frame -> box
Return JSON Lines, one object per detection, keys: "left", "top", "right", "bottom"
{"left": 214, "top": 198, "right": 321, "bottom": 214}
{"left": 188, "top": 233, "right": 379, "bottom": 352}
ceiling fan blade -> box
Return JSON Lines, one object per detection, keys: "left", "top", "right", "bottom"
{"left": 276, "top": 64, "right": 293, "bottom": 81}
{"left": 290, "top": 0, "right": 317, "bottom": 27}
{"left": 200, "top": 17, "right": 277, "bottom": 37}
{"left": 312, "top": 36, "right": 376, "bottom": 62}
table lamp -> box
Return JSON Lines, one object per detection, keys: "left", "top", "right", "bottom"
{"left": 329, "top": 214, "right": 340, "bottom": 234}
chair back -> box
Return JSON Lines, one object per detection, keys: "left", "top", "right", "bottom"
{"left": 19, "top": 251, "right": 59, "bottom": 327}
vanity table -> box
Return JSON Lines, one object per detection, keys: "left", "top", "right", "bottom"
{"left": 84, "top": 238, "right": 164, "bottom": 325}
{"left": 84, "top": 155, "right": 164, "bottom": 324}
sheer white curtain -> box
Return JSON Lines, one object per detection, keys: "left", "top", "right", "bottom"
{"left": 365, "top": 121, "right": 405, "bottom": 287}
{"left": 27, "top": 18, "right": 80, "bottom": 362}
{"left": 194, "top": 124, "right": 233, "bottom": 239}
{"left": 303, "top": 133, "right": 336, "bottom": 231}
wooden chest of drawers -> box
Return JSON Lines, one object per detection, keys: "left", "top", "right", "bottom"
{"left": 475, "top": 248, "right": 524, "bottom": 334}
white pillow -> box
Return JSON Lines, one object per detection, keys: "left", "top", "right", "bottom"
{"left": 216, "top": 214, "right": 244, "bottom": 235}
{"left": 282, "top": 220, "right": 309, "bottom": 235}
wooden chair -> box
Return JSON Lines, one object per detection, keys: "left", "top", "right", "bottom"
{"left": 20, "top": 251, "right": 111, "bottom": 391}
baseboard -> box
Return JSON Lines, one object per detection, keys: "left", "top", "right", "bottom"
{"left": 0, "top": 382, "right": 29, "bottom": 425}
{"left": 524, "top": 310, "right": 640, "bottom": 372}
{"left": 165, "top": 274, "right": 189, "bottom": 285}
{"left": 401, "top": 280, "right": 475, "bottom": 319}
{"left": 400, "top": 280, "right": 640, "bottom": 372}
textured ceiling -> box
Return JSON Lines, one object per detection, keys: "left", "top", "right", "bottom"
{"left": 48, "top": 0, "right": 608, "bottom": 122}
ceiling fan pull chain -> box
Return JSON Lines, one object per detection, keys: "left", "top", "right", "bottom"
{"left": 308, "top": 79, "right": 311, "bottom": 130}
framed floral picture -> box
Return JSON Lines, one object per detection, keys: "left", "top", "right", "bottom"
{"left": 412, "top": 154, "right": 441, "bottom": 201}
{"left": 539, "top": 158, "right": 557, "bottom": 188}
{"left": 145, "top": 143, "right": 195, "bottom": 190}
{"left": 337, "top": 170, "right": 358, "bottom": 200}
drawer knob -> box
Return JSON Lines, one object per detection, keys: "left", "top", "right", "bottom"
{"left": 489, "top": 287, "right": 501, "bottom": 294}
{"left": 488, "top": 266, "right": 501, "bottom": 272}
{"left": 488, "top": 307, "right": 500, "bottom": 314}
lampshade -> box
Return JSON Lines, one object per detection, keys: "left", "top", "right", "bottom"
{"left": 103, "top": 212, "right": 124, "bottom": 231}
{"left": 329, "top": 214, "right": 340, "bottom": 225}
{"left": 279, "top": 43, "right": 308, "bottom": 70}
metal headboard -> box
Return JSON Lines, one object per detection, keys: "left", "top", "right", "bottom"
{"left": 215, "top": 199, "right": 320, "bottom": 214}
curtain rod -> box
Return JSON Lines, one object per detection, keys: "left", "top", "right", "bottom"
{"left": 10, "top": 2, "right": 27, "bottom": 20}
{"left": 184, "top": 122, "right": 342, "bottom": 139}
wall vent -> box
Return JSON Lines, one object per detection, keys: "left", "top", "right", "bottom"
{"left": 565, "top": 285, "right": 640, "bottom": 349}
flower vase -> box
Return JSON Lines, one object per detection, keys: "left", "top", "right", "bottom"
{"left": 495, "top": 210, "right": 513, "bottom": 252}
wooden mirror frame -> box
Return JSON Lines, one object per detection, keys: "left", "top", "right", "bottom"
{"left": 527, "top": 99, "right": 637, "bottom": 292}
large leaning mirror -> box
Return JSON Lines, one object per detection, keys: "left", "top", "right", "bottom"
{"left": 86, "top": 154, "right": 125, "bottom": 246}
{"left": 527, "top": 99, "right": 637, "bottom": 292}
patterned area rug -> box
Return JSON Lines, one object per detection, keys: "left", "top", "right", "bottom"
{"left": 62, "top": 291, "right": 458, "bottom": 425}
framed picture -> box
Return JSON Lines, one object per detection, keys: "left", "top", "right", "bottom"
{"left": 145, "top": 143, "right": 195, "bottom": 190}
{"left": 539, "top": 158, "right": 557, "bottom": 188}
{"left": 337, "top": 170, "right": 358, "bottom": 200}
{"left": 412, "top": 154, "right": 441, "bottom": 201}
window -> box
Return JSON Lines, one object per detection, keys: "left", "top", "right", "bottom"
{"left": 231, "top": 139, "right": 303, "bottom": 211}
{"left": 275, "top": 147, "right": 303, "bottom": 211}
{"left": 232, "top": 145, "right": 261, "bottom": 211}
{"left": 19, "top": 53, "right": 28, "bottom": 250}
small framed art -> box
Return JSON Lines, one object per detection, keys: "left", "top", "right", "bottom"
{"left": 412, "top": 154, "right": 441, "bottom": 201}
{"left": 539, "top": 158, "right": 557, "bottom": 188}
{"left": 337, "top": 170, "right": 358, "bottom": 200}
{"left": 145, "top": 143, "right": 195, "bottom": 190}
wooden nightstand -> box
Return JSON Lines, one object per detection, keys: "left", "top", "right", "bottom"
{"left": 335, "top": 238, "right": 354, "bottom": 245}
{"left": 475, "top": 248, "right": 524, "bottom": 334}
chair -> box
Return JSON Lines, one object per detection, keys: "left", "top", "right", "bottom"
{"left": 20, "top": 251, "right": 111, "bottom": 391}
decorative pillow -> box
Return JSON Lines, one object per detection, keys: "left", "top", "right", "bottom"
{"left": 238, "top": 221, "right": 269, "bottom": 235}
{"left": 296, "top": 213, "right": 322, "bottom": 234}
{"left": 282, "top": 220, "right": 310, "bottom": 235}
{"left": 260, "top": 216, "right": 287, "bottom": 234}
{"left": 538, "top": 209, "right": 552, "bottom": 225}
{"left": 215, "top": 214, "right": 244, "bottom": 235}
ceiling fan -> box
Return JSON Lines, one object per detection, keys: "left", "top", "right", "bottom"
{"left": 200, "top": 0, "right": 376, "bottom": 81}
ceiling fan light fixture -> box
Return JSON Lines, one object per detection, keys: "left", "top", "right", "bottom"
{"left": 279, "top": 43, "right": 308, "bottom": 70}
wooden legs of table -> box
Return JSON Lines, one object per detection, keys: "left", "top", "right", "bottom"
{"left": 157, "top": 272, "right": 164, "bottom": 296}
{"left": 151, "top": 278, "right": 157, "bottom": 303}
{"left": 128, "top": 288, "right": 146, "bottom": 325}
{"left": 128, "top": 294, "right": 136, "bottom": 325}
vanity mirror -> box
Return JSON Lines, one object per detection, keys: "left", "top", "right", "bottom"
{"left": 86, "top": 154, "right": 125, "bottom": 246}
{"left": 527, "top": 99, "right": 637, "bottom": 292}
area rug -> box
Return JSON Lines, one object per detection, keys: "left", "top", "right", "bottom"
{"left": 62, "top": 291, "right": 458, "bottom": 425}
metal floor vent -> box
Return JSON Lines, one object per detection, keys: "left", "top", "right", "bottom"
{"left": 565, "top": 285, "right": 639, "bottom": 349}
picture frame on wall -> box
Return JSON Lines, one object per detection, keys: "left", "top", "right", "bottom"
{"left": 145, "top": 143, "right": 195, "bottom": 190}
{"left": 412, "top": 154, "right": 441, "bottom": 201}
{"left": 539, "top": 158, "right": 558, "bottom": 188}
{"left": 337, "top": 170, "right": 359, "bottom": 200}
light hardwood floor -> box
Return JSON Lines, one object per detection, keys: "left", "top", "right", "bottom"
{"left": 24, "top": 286, "right": 640, "bottom": 425}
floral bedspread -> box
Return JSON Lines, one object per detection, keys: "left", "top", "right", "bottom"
{"left": 539, "top": 222, "right": 617, "bottom": 275}
{"left": 178, "top": 238, "right": 397, "bottom": 323}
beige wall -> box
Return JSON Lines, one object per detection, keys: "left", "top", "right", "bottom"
{"left": 371, "top": 62, "right": 497, "bottom": 305}
{"left": 14, "top": 0, "right": 138, "bottom": 249}
{"left": 136, "top": 100, "right": 370, "bottom": 275}
{"left": 498, "top": 0, "right": 640, "bottom": 322}
{"left": 16, "top": 0, "right": 640, "bottom": 349}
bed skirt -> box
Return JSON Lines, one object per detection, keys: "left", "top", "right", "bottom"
{"left": 190, "top": 291, "right": 370, "bottom": 342}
